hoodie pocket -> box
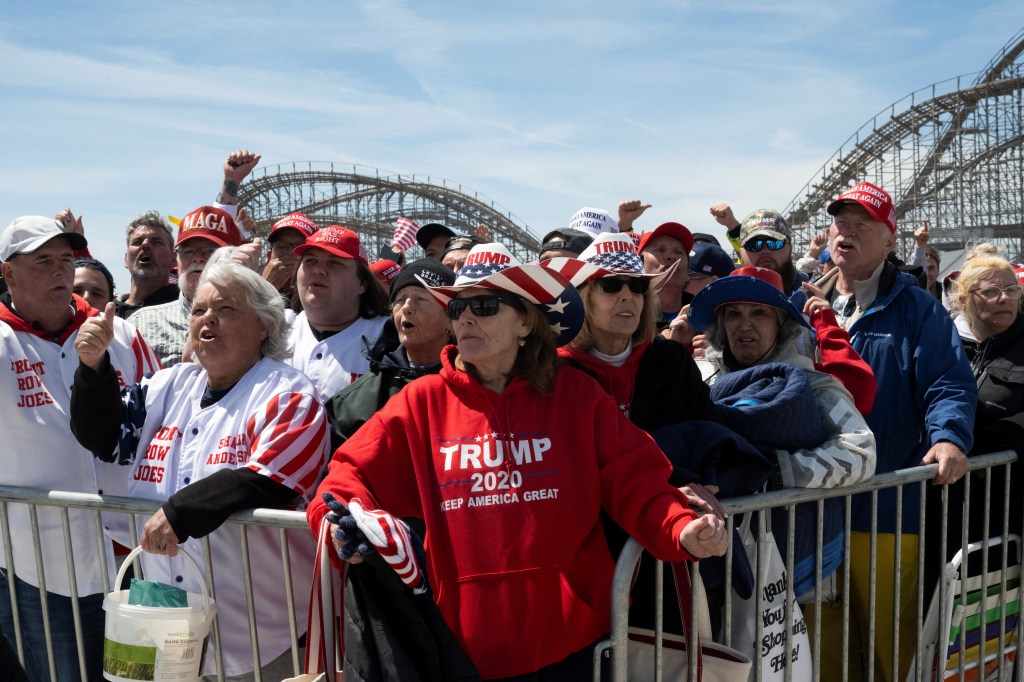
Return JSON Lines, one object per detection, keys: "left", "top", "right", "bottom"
{"left": 436, "top": 564, "right": 604, "bottom": 677}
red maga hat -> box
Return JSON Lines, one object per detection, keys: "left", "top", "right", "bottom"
{"left": 827, "top": 182, "right": 897, "bottom": 233}
{"left": 176, "top": 206, "right": 243, "bottom": 248}
{"left": 269, "top": 212, "right": 319, "bottom": 242}
{"left": 294, "top": 225, "right": 367, "bottom": 263}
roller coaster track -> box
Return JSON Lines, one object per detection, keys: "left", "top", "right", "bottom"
{"left": 784, "top": 28, "right": 1024, "bottom": 257}
{"left": 237, "top": 162, "right": 540, "bottom": 262}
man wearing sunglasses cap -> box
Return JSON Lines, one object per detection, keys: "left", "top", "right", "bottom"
{"left": 737, "top": 209, "right": 810, "bottom": 310}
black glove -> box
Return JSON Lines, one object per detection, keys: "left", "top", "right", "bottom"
{"left": 322, "top": 492, "right": 375, "bottom": 561}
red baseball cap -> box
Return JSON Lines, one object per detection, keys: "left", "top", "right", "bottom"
{"left": 731, "top": 265, "right": 783, "bottom": 291}
{"left": 637, "top": 221, "right": 695, "bottom": 255}
{"left": 369, "top": 259, "right": 401, "bottom": 286}
{"left": 269, "top": 212, "right": 319, "bottom": 242}
{"left": 826, "top": 181, "right": 897, "bottom": 233}
{"left": 294, "top": 225, "right": 367, "bottom": 263}
{"left": 176, "top": 206, "right": 243, "bottom": 248}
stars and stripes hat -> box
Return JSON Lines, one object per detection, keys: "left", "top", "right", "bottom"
{"left": 419, "top": 242, "right": 584, "bottom": 346}
{"left": 294, "top": 225, "right": 368, "bottom": 263}
{"left": 542, "top": 232, "right": 678, "bottom": 291}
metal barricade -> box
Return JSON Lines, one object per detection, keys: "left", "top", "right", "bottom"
{"left": 0, "top": 484, "right": 310, "bottom": 682}
{"left": 0, "top": 451, "right": 1020, "bottom": 682}
{"left": 598, "top": 451, "right": 1024, "bottom": 682}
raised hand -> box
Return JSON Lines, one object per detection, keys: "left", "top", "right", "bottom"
{"left": 618, "top": 199, "right": 652, "bottom": 231}
{"left": 75, "top": 302, "right": 116, "bottom": 370}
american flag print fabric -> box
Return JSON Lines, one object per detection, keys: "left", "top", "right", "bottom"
{"left": 349, "top": 499, "right": 428, "bottom": 594}
{"left": 391, "top": 216, "right": 420, "bottom": 253}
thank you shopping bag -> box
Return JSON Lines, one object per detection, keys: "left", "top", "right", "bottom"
{"left": 730, "top": 511, "right": 812, "bottom": 681}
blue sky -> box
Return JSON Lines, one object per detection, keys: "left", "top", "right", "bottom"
{"left": 1, "top": 1, "right": 1022, "bottom": 291}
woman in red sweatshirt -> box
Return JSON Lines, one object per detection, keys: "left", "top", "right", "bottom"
{"left": 308, "top": 243, "right": 728, "bottom": 680}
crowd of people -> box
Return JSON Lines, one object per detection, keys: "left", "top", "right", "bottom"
{"left": 0, "top": 149, "right": 1020, "bottom": 681}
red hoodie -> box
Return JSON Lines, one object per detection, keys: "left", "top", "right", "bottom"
{"left": 308, "top": 346, "right": 696, "bottom": 678}
{"left": 558, "top": 340, "right": 648, "bottom": 415}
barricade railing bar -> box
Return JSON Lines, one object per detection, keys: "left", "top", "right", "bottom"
{"left": 0, "top": 450, "right": 1020, "bottom": 682}
{"left": 600, "top": 450, "right": 1023, "bottom": 682}
{"left": 0, "top": 485, "right": 307, "bottom": 681}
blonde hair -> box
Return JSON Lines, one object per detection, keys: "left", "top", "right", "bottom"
{"left": 570, "top": 280, "right": 658, "bottom": 352}
{"left": 952, "top": 242, "right": 1020, "bottom": 320}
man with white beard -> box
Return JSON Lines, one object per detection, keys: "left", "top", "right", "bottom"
{"left": 127, "top": 150, "right": 262, "bottom": 365}
{"left": 128, "top": 205, "right": 251, "bottom": 366}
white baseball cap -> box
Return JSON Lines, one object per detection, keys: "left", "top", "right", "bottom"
{"left": 0, "top": 216, "right": 87, "bottom": 262}
{"left": 568, "top": 207, "right": 619, "bottom": 238}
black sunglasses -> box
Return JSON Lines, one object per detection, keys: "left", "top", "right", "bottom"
{"left": 595, "top": 277, "right": 650, "bottom": 295}
{"left": 743, "top": 238, "right": 787, "bottom": 252}
{"left": 447, "top": 294, "right": 526, "bottom": 320}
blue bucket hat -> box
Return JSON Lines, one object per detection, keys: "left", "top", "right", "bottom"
{"left": 688, "top": 266, "right": 810, "bottom": 332}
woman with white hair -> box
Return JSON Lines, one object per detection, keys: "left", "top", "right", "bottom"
{"left": 70, "top": 250, "right": 329, "bottom": 679}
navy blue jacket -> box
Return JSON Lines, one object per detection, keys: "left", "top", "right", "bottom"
{"left": 844, "top": 263, "right": 976, "bottom": 532}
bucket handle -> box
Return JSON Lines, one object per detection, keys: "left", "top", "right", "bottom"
{"left": 114, "top": 545, "right": 213, "bottom": 622}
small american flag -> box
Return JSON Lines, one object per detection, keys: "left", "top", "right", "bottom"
{"left": 391, "top": 215, "right": 420, "bottom": 253}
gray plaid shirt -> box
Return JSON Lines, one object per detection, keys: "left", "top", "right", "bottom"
{"left": 127, "top": 294, "right": 191, "bottom": 368}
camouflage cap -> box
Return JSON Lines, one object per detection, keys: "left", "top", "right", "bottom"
{"left": 739, "top": 209, "right": 792, "bottom": 244}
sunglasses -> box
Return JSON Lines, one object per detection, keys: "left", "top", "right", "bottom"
{"left": 595, "top": 277, "right": 650, "bottom": 295}
{"left": 743, "top": 238, "right": 787, "bottom": 252}
{"left": 447, "top": 294, "right": 525, "bottom": 320}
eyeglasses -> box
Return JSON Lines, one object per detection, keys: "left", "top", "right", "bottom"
{"left": 176, "top": 245, "right": 218, "bottom": 260}
{"left": 743, "top": 238, "right": 787, "bottom": 252}
{"left": 447, "top": 294, "right": 525, "bottom": 320}
{"left": 595, "top": 277, "right": 650, "bottom": 295}
{"left": 971, "top": 284, "right": 1024, "bottom": 301}
{"left": 271, "top": 239, "right": 304, "bottom": 255}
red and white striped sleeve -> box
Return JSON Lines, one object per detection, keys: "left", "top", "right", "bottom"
{"left": 244, "top": 386, "right": 329, "bottom": 500}
{"left": 130, "top": 326, "right": 162, "bottom": 380}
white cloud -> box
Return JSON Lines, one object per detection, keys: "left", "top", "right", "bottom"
{"left": 2, "top": 0, "right": 1021, "bottom": 275}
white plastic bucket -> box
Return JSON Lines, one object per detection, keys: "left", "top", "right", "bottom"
{"left": 102, "top": 546, "right": 217, "bottom": 682}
